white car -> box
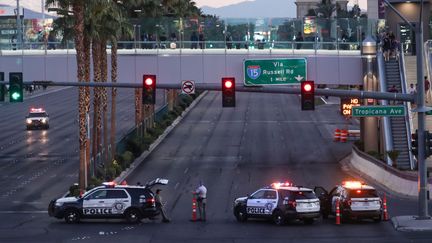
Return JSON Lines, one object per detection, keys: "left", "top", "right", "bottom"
{"left": 26, "top": 108, "right": 49, "bottom": 130}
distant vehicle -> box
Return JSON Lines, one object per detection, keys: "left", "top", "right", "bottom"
{"left": 48, "top": 178, "right": 169, "bottom": 224}
{"left": 26, "top": 108, "right": 49, "bottom": 130}
{"left": 233, "top": 182, "right": 321, "bottom": 225}
{"left": 314, "top": 181, "right": 383, "bottom": 222}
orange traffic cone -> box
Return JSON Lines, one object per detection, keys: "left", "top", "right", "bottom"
{"left": 383, "top": 193, "right": 389, "bottom": 221}
{"left": 334, "top": 129, "right": 341, "bottom": 142}
{"left": 335, "top": 198, "right": 341, "bottom": 225}
{"left": 340, "top": 129, "right": 348, "bottom": 143}
{"left": 191, "top": 194, "right": 197, "bottom": 222}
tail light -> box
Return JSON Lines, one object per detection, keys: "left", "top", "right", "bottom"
{"left": 288, "top": 200, "right": 296, "bottom": 208}
{"left": 146, "top": 198, "right": 155, "bottom": 206}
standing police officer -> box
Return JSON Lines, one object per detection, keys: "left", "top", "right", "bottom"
{"left": 155, "top": 189, "right": 170, "bottom": 223}
{"left": 194, "top": 181, "right": 207, "bottom": 221}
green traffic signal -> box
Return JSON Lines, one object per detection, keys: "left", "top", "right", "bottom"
{"left": 9, "top": 72, "right": 23, "bottom": 102}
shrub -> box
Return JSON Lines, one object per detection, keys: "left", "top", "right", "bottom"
{"left": 126, "top": 137, "right": 142, "bottom": 157}
{"left": 387, "top": 150, "right": 400, "bottom": 167}
{"left": 354, "top": 140, "right": 364, "bottom": 151}
{"left": 367, "top": 151, "right": 383, "bottom": 161}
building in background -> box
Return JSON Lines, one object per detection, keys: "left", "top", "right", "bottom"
{"left": 295, "top": 0, "right": 349, "bottom": 18}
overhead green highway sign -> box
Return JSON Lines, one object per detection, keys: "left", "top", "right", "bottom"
{"left": 244, "top": 58, "right": 307, "bottom": 86}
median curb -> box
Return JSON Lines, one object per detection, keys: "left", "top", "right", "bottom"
{"left": 347, "top": 146, "right": 432, "bottom": 198}
{"left": 391, "top": 216, "right": 432, "bottom": 232}
{"left": 114, "top": 91, "right": 208, "bottom": 184}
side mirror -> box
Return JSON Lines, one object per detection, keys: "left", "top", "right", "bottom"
{"left": 246, "top": 194, "right": 250, "bottom": 198}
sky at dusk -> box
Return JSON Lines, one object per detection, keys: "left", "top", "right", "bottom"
{"left": 194, "top": 0, "right": 367, "bottom": 9}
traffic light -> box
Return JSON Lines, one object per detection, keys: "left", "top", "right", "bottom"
{"left": 9, "top": 72, "right": 23, "bottom": 102}
{"left": 426, "top": 131, "right": 432, "bottom": 158}
{"left": 142, "top": 74, "right": 156, "bottom": 105}
{"left": 0, "top": 72, "right": 5, "bottom": 102}
{"left": 412, "top": 130, "right": 419, "bottom": 157}
{"left": 222, "top": 77, "right": 235, "bottom": 107}
{"left": 301, "top": 80, "right": 314, "bottom": 110}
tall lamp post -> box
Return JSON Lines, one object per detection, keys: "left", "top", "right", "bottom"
{"left": 361, "top": 36, "right": 378, "bottom": 153}
{"left": 16, "top": 0, "right": 22, "bottom": 49}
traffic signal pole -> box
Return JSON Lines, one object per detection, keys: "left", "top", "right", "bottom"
{"left": 384, "top": 0, "right": 429, "bottom": 219}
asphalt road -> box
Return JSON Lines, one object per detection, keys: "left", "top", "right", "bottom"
{"left": 0, "top": 87, "right": 164, "bottom": 212}
{"left": 0, "top": 91, "right": 431, "bottom": 242}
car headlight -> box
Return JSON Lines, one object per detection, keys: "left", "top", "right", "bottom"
{"left": 26, "top": 119, "right": 32, "bottom": 124}
{"left": 55, "top": 201, "right": 63, "bottom": 207}
{"left": 41, "top": 119, "right": 46, "bottom": 123}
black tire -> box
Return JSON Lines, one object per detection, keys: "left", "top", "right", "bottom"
{"left": 64, "top": 209, "right": 80, "bottom": 224}
{"left": 234, "top": 207, "right": 247, "bottom": 222}
{"left": 304, "top": 218, "right": 314, "bottom": 225}
{"left": 373, "top": 215, "right": 382, "bottom": 223}
{"left": 322, "top": 212, "right": 329, "bottom": 219}
{"left": 272, "top": 211, "right": 285, "bottom": 226}
{"left": 125, "top": 208, "right": 141, "bottom": 223}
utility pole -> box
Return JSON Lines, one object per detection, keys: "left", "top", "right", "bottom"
{"left": 16, "top": 0, "right": 22, "bottom": 49}
{"left": 384, "top": 0, "right": 430, "bottom": 219}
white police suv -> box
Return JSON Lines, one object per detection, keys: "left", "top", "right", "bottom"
{"left": 48, "top": 178, "right": 168, "bottom": 224}
{"left": 233, "top": 182, "right": 321, "bottom": 225}
{"left": 314, "top": 181, "right": 382, "bottom": 222}
{"left": 26, "top": 108, "right": 49, "bottom": 130}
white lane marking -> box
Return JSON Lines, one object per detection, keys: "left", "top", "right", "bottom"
{"left": 184, "top": 168, "right": 189, "bottom": 174}
{"left": 174, "top": 182, "right": 180, "bottom": 190}
{"left": 0, "top": 210, "right": 47, "bottom": 214}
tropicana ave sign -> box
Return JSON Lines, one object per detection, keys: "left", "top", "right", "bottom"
{"left": 352, "top": 106, "right": 406, "bottom": 117}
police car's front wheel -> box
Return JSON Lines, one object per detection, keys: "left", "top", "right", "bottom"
{"left": 272, "top": 211, "right": 285, "bottom": 226}
{"left": 64, "top": 209, "right": 80, "bottom": 224}
{"left": 125, "top": 209, "right": 141, "bottom": 223}
{"left": 234, "top": 208, "right": 247, "bottom": 222}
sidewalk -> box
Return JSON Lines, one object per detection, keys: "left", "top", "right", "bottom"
{"left": 392, "top": 216, "right": 432, "bottom": 232}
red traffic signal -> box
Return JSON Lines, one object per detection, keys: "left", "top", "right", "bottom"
{"left": 143, "top": 74, "right": 156, "bottom": 104}
{"left": 301, "top": 81, "right": 314, "bottom": 110}
{"left": 222, "top": 77, "right": 235, "bottom": 107}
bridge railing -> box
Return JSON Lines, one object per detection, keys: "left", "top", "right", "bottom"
{"left": 0, "top": 16, "right": 378, "bottom": 52}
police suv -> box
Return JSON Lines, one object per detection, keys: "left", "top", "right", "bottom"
{"left": 26, "top": 108, "right": 49, "bottom": 130}
{"left": 314, "top": 181, "right": 382, "bottom": 222}
{"left": 233, "top": 182, "right": 321, "bottom": 225}
{"left": 48, "top": 178, "right": 168, "bottom": 224}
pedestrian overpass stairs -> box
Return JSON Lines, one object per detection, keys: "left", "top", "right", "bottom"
{"left": 378, "top": 53, "right": 414, "bottom": 170}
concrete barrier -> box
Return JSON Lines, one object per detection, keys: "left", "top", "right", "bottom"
{"left": 349, "top": 146, "right": 432, "bottom": 197}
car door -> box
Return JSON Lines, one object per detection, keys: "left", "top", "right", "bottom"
{"left": 105, "top": 189, "right": 131, "bottom": 216}
{"left": 82, "top": 189, "right": 108, "bottom": 217}
{"left": 314, "top": 186, "right": 329, "bottom": 214}
{"left": 246, "top": 190, "right": 266, "bottom": 216}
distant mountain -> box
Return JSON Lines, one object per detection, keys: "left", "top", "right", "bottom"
{"left": 201, "top": 0, "right": 296, "bottom": 18}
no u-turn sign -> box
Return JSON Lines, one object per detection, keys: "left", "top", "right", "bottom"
{"left": 182, "top": 80, "right": 195, "bottom": 95}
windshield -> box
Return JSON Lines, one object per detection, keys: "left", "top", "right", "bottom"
{"left": 28, "top": 112, "right": 47, "bottom": 118}
{"left": 348, "top": 189, "right": 378, "bottom": 198}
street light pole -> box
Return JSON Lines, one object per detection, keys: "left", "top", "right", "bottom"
{"left": 16, "top": 0, "right": 22, "bottom": 49}
{"left": 384, "top": 0, "right": 429, "bottom": 219}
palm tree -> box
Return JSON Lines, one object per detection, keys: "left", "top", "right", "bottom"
{"left": 47, "top": 0, "right": 88, "bottom": 192}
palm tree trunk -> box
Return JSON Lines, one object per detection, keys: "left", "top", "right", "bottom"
{"left": 92, "top": 38, "right": 102, "bottom": 176}
{"left": 110, "top": 40, "right": 118, "bottom": 160}
{"left": 73, "top": 0, "right": 87, "bottom": 193}
{"left": 100, "top": 40, "right": 109, "bottom": 170}
{"left": 84, "top": 34, "right": 91, "bottom": 178}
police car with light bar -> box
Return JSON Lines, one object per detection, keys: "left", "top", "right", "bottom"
{"left": 48, "top": 178, "right": 168, "bottom": 224}
{"left": 233, "top": 182, "right": 321, "bottom": 225}
{"left": 26, "top": 108, "right": 49, "bottom": 130}
{"left": 314, "top": 181, "right": 382, "bottom": 222}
